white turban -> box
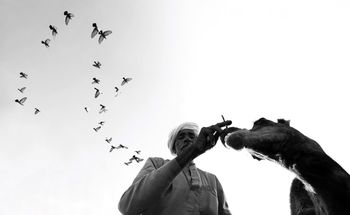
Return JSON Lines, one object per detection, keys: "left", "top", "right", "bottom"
{"left": 167, "top": 122, "right": 199, "bottom": 155}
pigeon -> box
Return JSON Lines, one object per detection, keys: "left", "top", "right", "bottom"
{"left": 63, "top": 11, "right": 74, "bottom": 25}
{"left": 19, "top": 72, "right": 28, "bottom": 79}
{"left": 121, "top": 77, "right": 132, "bottom": 86}
{"left": 84, "top": 107, "right": 89, "bottom": 113}
{"left": 98, "top": 121, "right": 105, "bottom": 126}
{"left": 34, "top": 108, "right": 40, "bottom": 115}
{"left": 114, "top": 87, "right": 119, "bottom": 92}
{"left": 135, "top": 150, "right": 141, "bottom": 154}
{"left": 105, "top": 137, "right": 112, "bottom": 143}
{"left": 93, "top": 61, "right": 101, "bottom": 69}
{"left": 98, "top": 30, "right": 112, "bottom": 44}
{"left": 41, "top": 39, "right": 50, "bottom": 48}
{"left": 129, "top": 155, "right": 143, "bottom": 163}
{"left": 124, "top": 161, "right": 132, "bottom": 166}
{"left": 116, "top": 144, "right": 128, "bottom": 149}
{"left": 49, "top": 25, "right": 58, "bottom": 37}
{"left": 15, "top": 97, "right": 27, "bottom": 106}
{"left": 99, "top": 104, "right": 107, "bottom": 114}
{"left": 94, "top": 88, "right": 101, "bottom": 98}
{"left": 92, "top": 77, "right": 100, "bottom": 84}
{"left": 18, "top": 87, "right": 26, "bottom": 93}
{"left": 91, "top": 23, "right": 99, "bottom": 38}
{"left": 93, "top": 126, "right": 101, "bottom": 132}
{"left": 109, "top": 145, "right": 117, "bottom": 152}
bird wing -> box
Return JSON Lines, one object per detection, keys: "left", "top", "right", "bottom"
{"left": 95, "top": 91, "right": 100, "bottom": 98}
{"left": 20, "top": 97, "right": 27, "bottom": 104}
{"left": 91, "top": 28, "right": 98, "bottom": 38}
{"left": 45, "top": 39, "right": 50, "bottom": 44}
{"left": 103, "top": 30, "right": 112, "bottom": 36}
{"left": 65, "top": 16, "right": 69, "bottom": 25}
{"left": 98, "top": 35, "right": 104, "bottom": 44}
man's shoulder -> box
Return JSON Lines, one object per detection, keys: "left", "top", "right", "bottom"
{"left": 197, "top": 167, "right": 217, "bottom": 179}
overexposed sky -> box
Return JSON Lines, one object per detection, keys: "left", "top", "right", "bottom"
{"left": 1, "top": 0, "right": 350, "bottom": 214}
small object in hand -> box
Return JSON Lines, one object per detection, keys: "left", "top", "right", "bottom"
{"left": 221, "top": 115, "right": 228, "bottom": 129}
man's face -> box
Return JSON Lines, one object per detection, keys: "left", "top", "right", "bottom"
{"left": 174, "top": 129, "right": 197, "bottom": 155}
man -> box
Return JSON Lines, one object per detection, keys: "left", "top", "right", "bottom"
{"left": 118, "top": 121, "right": 232, "bottom": 215}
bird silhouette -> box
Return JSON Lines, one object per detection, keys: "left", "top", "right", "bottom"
{"left": 49, "top": 25, "right": 58, "bottom": 37}
{"left": 121, "top": 77, "right": 132, "bottom": 86}
{"left": 41, "top": 39, "right": 50, "bottom": 48}
{"left": 124, "top": 161, "right": 132, "bottom": 166}
{"left": 63, "top": 11, "right": 74, "bottom": 25}
{"left": 98, "top": 30, "right": 112, "bottom": 44}
{"left": 91, "top": 23, "right": 99, "bottom": 38}
{"left": 94, "top": 88, "right": 101, "bottom": 98}
{"left": 135, "top": 150, "right": 141, "bottom": 154}
{"left": 98, "top": 121, "right": 105, "bottom": 126}
{"left": 129, "top": 155, "right": 143, "bottom": 163}
{"left": 34, "top": 108, "right": 40, "bottom": 115}
{"left": 109, "top": 145, "right": 117, "bottom": 152}
{"left": 105, "top": 137, "right": 112, "bottom": 143}
{"left": 92, "top": 77, "right": 100, "bottom": 84}
{"left": 92, "top": 61, "right": 101, "bottom": 69}
{"left": 15, "top": 97, "right": 27, "bottom": 106}
{"left": 93, "top": 126, "right": 101, "bottom": 132}
{"left": 99, "top": 104, "right": 107, "bottom": 113}
{"left": 116, "top": 144, "right": 128, "bottom": 149}
{"left": 19, "top": 72, "right": 28, "bottom": 79}
{"left": 84, "top": 107, "right": 89, "bottom": 113}
{"left": 18, "top": 87, "right": 26, "bottom": 93}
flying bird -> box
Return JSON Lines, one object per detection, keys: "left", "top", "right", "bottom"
{"left": 41, "top": 39, "right": 50, "bottom": 48}
{"left": 94, "top": 88, "right": 101, "bottom": 98}
{"left": 98, "top": 30, "right": 112, "bottom": 44}
{"left": 129, "top": 155, "right": 143, "bottom": 163}
{"left": 121, "top": 77, "right": 132, "bottom": 86}
{"left": 114, "top": 87, "right": 119, "bottom": 92}
{"left": 91, "top": 23, "right": 99, "bottom": 38}
{"left": 135, "top": 150, "right": 141, "bottom": 154}
{"left": 63, "top": 11, "right": 74, "bottom": 25}
{"left": 84, "top": 107, "right": 89, "bottom": 113}
{"left": 18, "top": 87, "right": 26, "bottom": 93}
{"left": 92, "top": 61, "right": 101, "bottom": 69}
{"left": 19, "top": 72, "right": 28, "bottom": 79}
{"left": 98, "top": 121, "right": 105, "bottom": 126}
{"left": 49, "top": 25, "right": 58, "bottom": 37}
{"left": 105, "top": 137, "right": 112, "bottom": 143}
{"left": 99, "top": 104, "right": 107, "bottom": 113}
{"left": 34, "top": 108, "right": 40, "bottom": 115}
{"left": 15, "top": 97, "right": 27, "bottom": 106}
{"left": 116, "top": 144, "right": 128, "bottom": 149}
{"left": 93, "top": 126, "right": 101, "bottom": 132}
{"left": 124, "top": 161, "right": 132, "bottom": 166}
{"left": 109, "top": 145, "right": 117, "bottom": 152}
{"left": 92, "top": 77, "right": 100, "bottom": 84}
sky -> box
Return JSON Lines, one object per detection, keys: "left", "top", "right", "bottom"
{"left": 1, "top": 0, "right": 350, "bottom": 214}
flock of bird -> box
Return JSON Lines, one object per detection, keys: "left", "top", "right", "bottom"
{"left": 18, "top": 10, "right": 143, "bottom": 166}
{"left": 15, "top": 72, "right": 41, "bottom": 115}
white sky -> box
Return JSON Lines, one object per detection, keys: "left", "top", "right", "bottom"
{"left": 1, "top": 0, "right": 350, "bottom": 214}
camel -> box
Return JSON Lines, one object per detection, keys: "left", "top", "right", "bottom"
{"left": 222, "top": 118, "right": 350, "bottom": 215}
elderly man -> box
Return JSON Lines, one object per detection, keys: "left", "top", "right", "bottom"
{"left": 118, "top": 121, "right": 232, "bottom": 215}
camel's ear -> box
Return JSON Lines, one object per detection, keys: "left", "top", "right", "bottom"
{"left": 277, "top": 119, "right": 290, "bottom": 126}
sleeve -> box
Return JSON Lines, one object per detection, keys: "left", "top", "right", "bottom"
{"left": 118, "top": 157, "right": 183, "bottom": 215}
{"left": 215, "top": 176, "right": 232, "bottom": 215}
